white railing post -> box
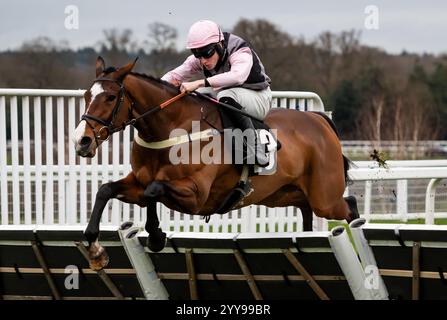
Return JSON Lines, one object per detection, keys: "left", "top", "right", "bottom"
{"left": 286, "top": 206, "right": 294, "bottom": 232}
{"left": 298, "top": 98, "right": 305, "bottom": 111}
{"left": 57, "top": 97, "right": 66, "bottom": 224}
{"left": 277, "top": 207, "right": 286, "bottom": 232}
{"left": 10, "top": 96, "right": 20, "bottom": 224}
{"left": 396, "top": 180, "right": 408, "bottom": 222}
{"left": 296, "top": 208, "right": 303, "bottom": 232}
{"left": 79, "top": 99, "right": 88, "bottom": 225}
{"left": 44, "top": 97, "right": 54, "bottom": 224}
{"left": 313, "top": 213, "right": 327, "bottom": 231}
{"left": 33, "top": 97, "right": 43, "bottom": 225}
{"left": 68, "top": 97, "right": 77, "bottom": 225}
{"left": 425, "top": 178, "right": 443, "bottom": 225}
{"left": 211, "top": 211, "right": 220, "bottom": 233}
{"left": 280, "top": 98, "right": 287, "bottom": 109}
{"left": 101, "top": 142, "right": 110, "bottom": 224}
{"left": 122, "top": 126, "right": 131, "bottom": 223}
{"left": 22, "top": 97, "right": 32, "bottom": 224}
{"left": 231, "top": 209, "right": 238, "bottom": 233}
{"left": 112, "top": 132, "right": 120, "bottom": 225}
{"left": 220, "top": 210, "right": 229, "bottom": 233}
{"left": 364, "top": 181, "right": 372, "bottom": 222}
{"left": 0, "top": 96, "right": 8, "bottom": 225}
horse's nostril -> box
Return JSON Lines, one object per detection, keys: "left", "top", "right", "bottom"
{"left": 80, "top": 136, "right": 92, "bottom": 147}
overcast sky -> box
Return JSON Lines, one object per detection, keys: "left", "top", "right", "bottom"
{"left": 0, "top": 0, "right": 446, "bottom": 54}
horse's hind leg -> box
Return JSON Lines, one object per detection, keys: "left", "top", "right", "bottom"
{"left": 303, "top": 161, "right": 357, "bottom": 224}
{"left": 344, "top": 195, "right": 359, "bottom": 222}
{"left": 299, "top": 204, "right": 314, "bottom": 231}
{"left": 84, "top": 172, "right": 146, "bottom": 270}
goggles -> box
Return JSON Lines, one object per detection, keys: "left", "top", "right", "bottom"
{"left": 191, "top": 43, "right": 217, "bottom": 59}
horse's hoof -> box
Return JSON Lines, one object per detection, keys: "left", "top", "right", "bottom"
{"left": 345, "top": 195, "right": 360, "bottom": 222}
{"left": 88, "top": 245, "right": 109, "bottom": 271}
{"left": 146, "top": 229, "right": 167, "bottom": 252}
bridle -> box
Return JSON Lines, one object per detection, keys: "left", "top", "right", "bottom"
{"left": 81, "top": 78, "right": 132, "bottom": 143}
{"left": 80, "top": 77, "right": 188, "bottom": 144}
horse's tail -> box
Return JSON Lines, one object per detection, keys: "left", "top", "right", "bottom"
{"left": 342, "top": 155, "right": 354, "bottom": 186}
{"left": 310, "top": 111, "right": 354, "bottom": 186}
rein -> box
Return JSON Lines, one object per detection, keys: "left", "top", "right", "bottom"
{"left": 127, "top": 90, "right": 188, "bottom": 127}
{"left": 81, "top": 77, "right": 188, "bottom": 142}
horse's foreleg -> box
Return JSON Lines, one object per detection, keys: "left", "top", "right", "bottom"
{"left": 144, "top": 201, "right": 167, "bottom": 252}
{"left": 84, "top": 172, "right": 146, "bottom": 270}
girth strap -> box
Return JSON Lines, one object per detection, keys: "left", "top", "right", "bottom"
{"left": 134, "top": 128, "right": 220, "bottom": 149}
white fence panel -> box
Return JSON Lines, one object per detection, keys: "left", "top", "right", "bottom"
{"left": 2, "top": 88, "right": 447, "bottom": 233}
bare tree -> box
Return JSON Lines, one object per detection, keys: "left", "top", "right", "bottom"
{"left": 401, "top": 85, "right": 439, "bottom": 159}
{"left": 232, "top": 19, "right": 296, "bottom": 90}
{"left": 7, "top": 37, "right": 72, "bottom": 88}
{"left": 145, "top": 22, "right": 179, "bottom": 77}
{"left": 98, "top": 28, "right": 138, "bottom": 66}
{"left": 313, "top": 32, "right": 337, "bottom": 97}
{"left": 146, "top": 22, "right": 177, "bottom": 52}
{"left": 232, "top": 18, "right": 293, "bottom": 53}
{"left": 20, "top": 36, "right": 69, "bottom": 52}
{"left": 336, "top": 30, "right": 362, "bottom": 80}
{"left": 356, "top": 95, "right": 385, "bottom": 149}
{"left": 392, "top": 97, "right": 407, "bottom": 158}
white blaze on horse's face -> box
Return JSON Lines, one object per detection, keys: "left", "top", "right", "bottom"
{"left": 87, "top": 82, "right": 105, "bottom": 111}
{"left": 73, "top": 120, "right": 86, "bottom": 146}
{"left": 73, "top": 82, "right": 105, "bottom": 155}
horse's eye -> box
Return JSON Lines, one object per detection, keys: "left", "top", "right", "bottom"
{"left": 106, "top": 95, "right": 116, "bottom": 102}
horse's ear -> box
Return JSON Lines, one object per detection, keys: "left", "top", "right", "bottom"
{"left": 96, "top": 56, "right": 106, "bottom": 77}
{"left": 115, "top": 57, "right": 138, "bottom": 80}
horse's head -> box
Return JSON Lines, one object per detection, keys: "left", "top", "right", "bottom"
{"left": 73, "top": 56, "right": 136, "bottom": 157}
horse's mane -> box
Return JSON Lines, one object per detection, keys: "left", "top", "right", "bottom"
{"left": 103, "top": 65, "right": 210, "bottom": 104}
{"left": 129, "top": 71, "right": 213, "bottom": 105}
{"left": 129, "top": 72, "right": 179, "bottom": 92}
{"left": 103, "top": 66, "right": 177, "bottom": 89}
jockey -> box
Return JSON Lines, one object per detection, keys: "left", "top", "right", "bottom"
{"left": 161, "top": 19, "right": 272, "bottom": 166}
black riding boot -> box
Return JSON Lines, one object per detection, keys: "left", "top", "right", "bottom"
{"left": 219, "top": 97, "right": 269, "bottom": 167}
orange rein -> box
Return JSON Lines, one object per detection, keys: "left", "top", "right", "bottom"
{"left": 122, "top": 91, "right": 189, "bottom": 130}
{"left": 160, "top": 91, "right": 189, "bottom": 109}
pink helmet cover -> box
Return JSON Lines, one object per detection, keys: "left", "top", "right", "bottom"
{"left": 186, "top": 20, "right": 224, "bottom": 49}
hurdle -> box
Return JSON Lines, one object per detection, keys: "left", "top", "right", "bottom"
{"left": 123, "top": 226, "right": 372, "bottom": 300}
{"left": 0, "top": 223, "right": 400, "bottom": 300}
{"left": 350, "top": 218, "right": 447, "bottom": 300}
{"left": 0, "top": 225, "right": 144, "bottom": 300}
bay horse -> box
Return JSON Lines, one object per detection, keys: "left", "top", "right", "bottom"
{"left": 73, "top": 57, "right": 359, "bottom": 270}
